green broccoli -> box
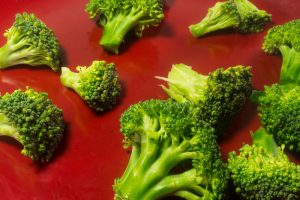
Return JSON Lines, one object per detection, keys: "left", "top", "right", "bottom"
{"left": 114, "top": 100, "right": 228, "bottom": 200}
{"left": 86, "top": 0, "right": 164, "bottom": 54}
{"left": 0, "top": 13, "right": 61, "bottom": 71}
{"left": 189, "top": 0, "right": 271, "bottom": 38}
{"left": 262, "top": 19, "right": 300, "bottom": 85}
{"left": 189, "top": 1, "right": 240, "bottom": 38}
{"left": 156, "top": 64, "right": 252, "bottom": 133}
{"left": 0, "top": 88, "right": 64, "bottom": 162}
{"left": 228, "top": 128, "right": 300, "bottom": 200}
{"left": 60, "top": 61, "right": 121, "bottom": 112}
{"left": 252, "top": 20, "right": 300, "bottom": 152}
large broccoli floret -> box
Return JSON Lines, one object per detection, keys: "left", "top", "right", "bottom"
{"left": 0, "top": 88, "right": 64, "bottom": 162}
{"left": 86, "top": 0, "right": 164, "bottom": 54}
{"left": 189, "top": 1, "right": 240, "bottom": 38}
{"left": 156, "top": 64, "right": 252, "bottom": 133}
{"left": 252, "top": 20, "right": 300, "bottom": 152}
{"left": 0, "top": 13, "right": 61, "bottom": 71}
{"left": 262, "top": 20, "right": 300, "bottom": 85}
{"left": 252, "top": 84, "right": 300, "bottom": 152}
{"left": 228, "top": 128, "right": 300, "bottom": 200}
{"left": 189, "top": 0, "right": 271, "bottom": 38}
{"left": 60, "top": 61, "right": 121, "bottom": 112}
{"left": 114, "top": 100, "right": 228, "bottom": 200}
{"left": 234, "top": 0, "right": 271, "bottom": 33}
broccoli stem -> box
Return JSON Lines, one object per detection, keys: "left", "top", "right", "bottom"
{"left": 0, "top": 40, "right": 37, "bottom": 69}
{"left": 115, "top": 142, "right": 140, "bottom": 187}
{"left": 252, "top": 128, "right": 279, "bottom": 156}
{"left": 60, "top": 67, "right": 80, "bottom": 91}
{"left": 143, "top": 169, "right": 209, "bottom": 199}
{"left": 0, "top": 42, "right": 22, "bottom": 69}
{"left": 100, "top": 7, "right": 144, "bottom": 54}
{"left": 114, "top": 133, "right": 203, "bottom": 199}
{"left": 189, "top": 6, "right": 238, "bottom": 38}
{"left": 174, "top": 190, "right": 203, "bottom": 200}
{"left": 0, "top": 113, "right": 19, "bottom": 139}
{"left": 279, "top": 45, "right": 300, "bottom": 85}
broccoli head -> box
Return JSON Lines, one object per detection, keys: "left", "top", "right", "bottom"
{"left": 0, "top": 13, "right": 61, "bottom": 71}
{"left": 189, "top": 1, "right": 240, "bottom": 38}
{"left": 262, "top": 20, "right": 300, "bottom": 85}
{"left": 60, "top": 60, "right": 121, "bottom": 112}
{"left": 156, "top": 64, "right": 252, "bottom": 133}
{"left": 252, "top": 84, "right": 300, "bottom": 152}
{"left": 234, "top": 0, "right": 272, "bottom": 33}
{"left": 114, "top": 100, "right": 228, "bottom": 200}
{"left": 228, "top": 128, "right": 300, "bottom": 200}
{"left": 0, "top": 88, "right": 64, "bottom": 162}
{"left": 86, "top": 0, "right": 164, "bottom": 54}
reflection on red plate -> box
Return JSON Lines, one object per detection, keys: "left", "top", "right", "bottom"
{"left": 0, "top": 0, "right": 299, "bottom": 199}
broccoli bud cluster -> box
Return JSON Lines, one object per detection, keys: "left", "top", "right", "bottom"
{"left": 0, "top": 88, "right": 64, "bottom": 162}
{"left": 0, "top": 13, "right": 61, "bottom": 71}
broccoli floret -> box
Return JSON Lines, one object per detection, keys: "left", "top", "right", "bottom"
{"left": 156, "top": 64, "right": 252, "bottom": 133}
{"left": 252, "top": 20, "right": 300, "bottom": 152}
{"left": 189, "top": 1, "right": 240, "bottom": 38}
{"left": 86, "top": 0, "right": 164, "bottom": 54}
{"left": 228, "top": 128, "right": 300, "bottom": 200}
{"left": 234, "top": 0, "right": 272, "bottom": 33}
{"left": 0, "top": 13, "right": 61, "bottom": 71}
{"left": 262, "top": 20, "right": 300, "bottom": 85}
{"left": 60, "top": 60, "right": 121, "bottom": 112}
{"left": 114, "top": 100, "right": 228, "bottom": 200}
{"left": 189, "top": 0, "right": 271, "bottom": 38}
{"left": 0, "top": 88, "right": 64, "bottom": 162}
{"left": 252, "top": 84, "right": 300, "bottom": 152}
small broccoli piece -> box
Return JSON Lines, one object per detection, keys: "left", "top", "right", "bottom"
{"left": 114, "top": 100, "right": 228, "bottom": 200}
{"left": 262, "top": 20, "right": 300, "bottom": 85}
{"left": 234, "top": 0, "right": 272, "bottom": 33}
{"left": 60, "top": 60, "right": 121, "bottom": 112}
{"left": 156, "top": 64, "right": 252, "bottom": 133}
{"left": 86, "top": 0, "right": 164, "bottom": 54}
{"left": 228, "top": 128, "right": 300, "bottom": 200}
{"left": 0, "top": 13, "right": 61, "bottom": 71}
{"left": 189, "top": 0, "right": 271, "bottom": 38}
{"left": 0, "top": 88, "right": 64, "bottom": 162}
{"left": 252, "top": 84, "right": 300, "bottom": 152}
{"left": 189, "top": 1, "right": 240, "bottom": 38}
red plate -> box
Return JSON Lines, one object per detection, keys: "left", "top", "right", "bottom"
{"left": 0, "top": 0, "right": 299, "bottom": 199}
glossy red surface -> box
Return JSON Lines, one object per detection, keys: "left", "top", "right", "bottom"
{"left": 0, "top": 0, "right": 299, "bottom": 199}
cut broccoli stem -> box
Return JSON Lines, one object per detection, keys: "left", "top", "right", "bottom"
{"left": 100, "top": 7, "right": 145, "bottom": 54}
{"left": 60, "top": 67, "right": 80, "bottom": 91}
{"left": 252, "top": 128, "right": 279, "bottom": 156}
{"left": 0, "top": 113, "right": 19, "bottom": 139}
{"left": 279, "top": 45, "right": 300, "bottom": 85}
{"left": 156, "top": 63, "right": 208, "bottom": 103}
